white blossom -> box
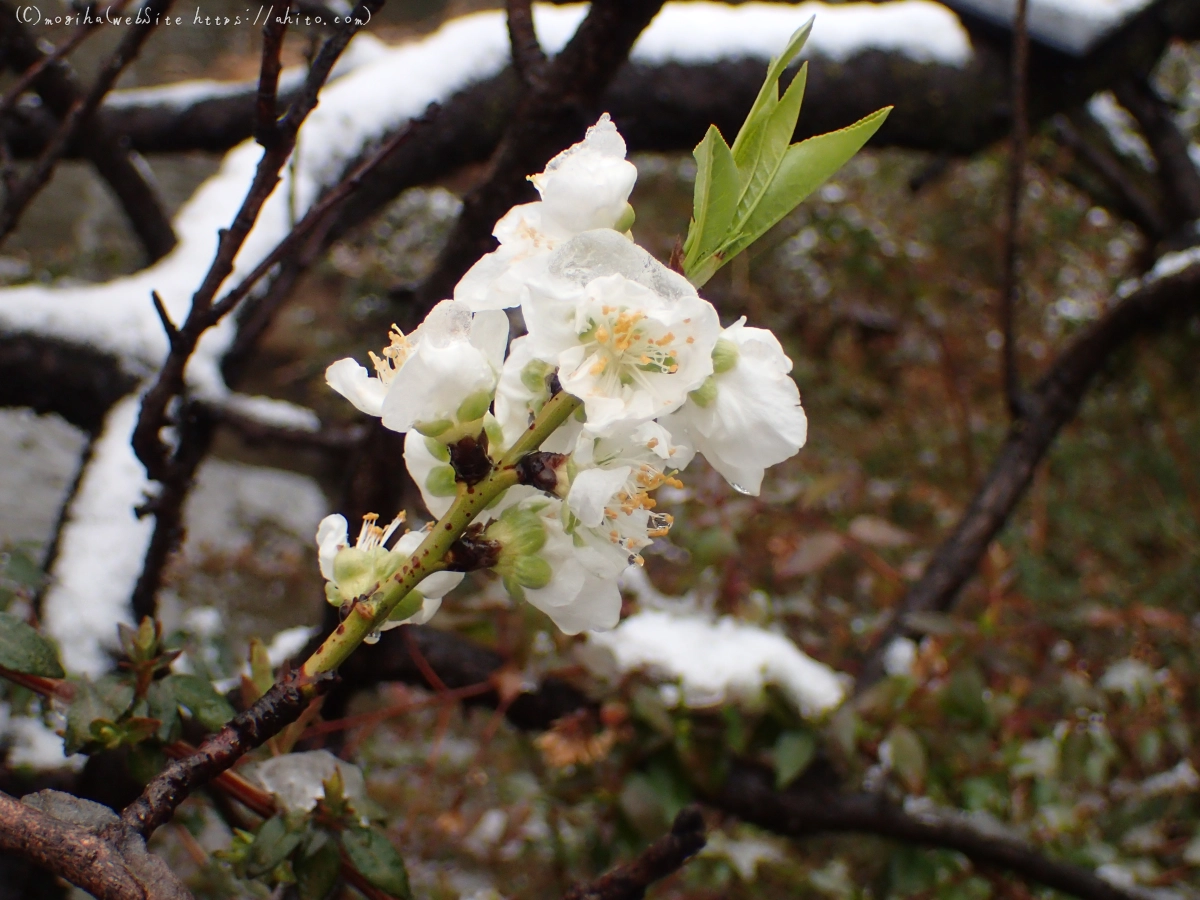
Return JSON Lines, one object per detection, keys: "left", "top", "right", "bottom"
{"left": 563, "top": 421, "right": 693, "bottom": 565}
{"left": 486, "top": 499, "right": 622, "bottom": 634}
{"left": 315, "top": 512, "right": 462, "bottom": 628}
{"left": 524, "top": 266, "right": 719, "bottom": 435}
{"left": 663, "top": 318, "right": 807, "bottom": 495}
{"left": 456, "top": 114, "right": 637, "bottom": 312}
{"left": 326, "top": 300, "right": 508, "bottom": 438}
{"left": 492, "top": 335, "right": 580, "bottom": 454}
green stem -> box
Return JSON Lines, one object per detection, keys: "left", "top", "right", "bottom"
{"left": 300, "top": 390, "right": 582, "bottom": 681}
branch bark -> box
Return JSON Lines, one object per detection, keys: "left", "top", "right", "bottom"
{"left": 0, "top": 0, "right": 177, "bottom": 262}
{"left": 1113, "top": 77, "right": 1200, "bottom": 229}
{"left": 0, "top": 790, "right": 192, "bottom": 900}
{"left": 0, "top": 334, "right": 136, "bottom": 432}
{"left": 563, "top": 805, "right": 707, "bottom": 900}
{"left": 858, "top": 252, "right": 1200, "bottom": 687}
{"left": 120, "top": 674, "right": 330, "bottom": 838}
{"left": 712, "top": 764, "right": 1146, "bottom": 900}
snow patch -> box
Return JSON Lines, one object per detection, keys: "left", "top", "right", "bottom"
{"left": 945, "top": 0, "right": 1153, "bottom": 55}
{"left": 586, "top": 608, "right": 846, "bottom": 717}
{"left": 0, "top": 704, "right": 84, "bottom": 772}
{"left": 1088, "top": 93, "right": 1156, "bottom": 171}
{"left": 42, "top": 396, "right": 152, "bottom": 676}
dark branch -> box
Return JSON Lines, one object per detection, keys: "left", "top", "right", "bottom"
{"left": 0, "top": 789, "right": 193, "bottom": 900}
{"left": 713, "top": 764, "right": 1147, "bottom": 900}
{"left": 858, "top": 252, "right": 1200, "bottom": 687}
{"left": 208, "top": 402, "right": 368, "bottom": 449}
{"left": 1050, "top": 112, "right": 1169, "bottom": 241}
{"left": 1000, "top": 0, "right": 1029, "bottom": 419}
{"left": 0, "top": 0, "right": 177, "bottom": 261}
{"left": 131, "top": 0, "right": 389, "bottom": 481}
{"left": 0, "top": 334, "right": 136, "bottom": 433}
{"left": 506, "top": 0, "right": 548, "bottom": 88}
{"left": 254, "top": 10, "right": 290, "bottom": 149}
{"left": 563, "top": 805, "right": 707, "bottom": 900}
{"left": 120, "top": 674, "right": 331, "bottom": 839}
{"left": 1113, "top": 77, "right": 1200, "bottom": 230}
{"left": 5, "top": 0, "right": 1196, "bottom": 167}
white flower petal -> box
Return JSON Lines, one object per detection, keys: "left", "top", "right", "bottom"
{"left": 404, "top": 431, "right": 455, "bottom": 519}
{"left": 325, "top": 359, "right": 386, "bottom": 417}
{"left": 315, "top": 514, "right": 348, "bottom": 581}
{"left": 469, "top": 308, "right": 510, "bottom": 369}
{"left": 535, "top": 571, "right": 622, "bottom": 634}
{"left": 567, "top": 466, "right": 631, "bottom": 527}
{"left": 382, "top": 339, "right": 496, "bottom": 433}
{"left": 532, "top": 114, "right": 637, "bottom": 236}
{"left": 665, "top": 320, "right": 806, "bottom": 496}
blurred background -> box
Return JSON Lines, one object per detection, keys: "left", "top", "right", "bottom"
{"left": 2, "top": 1, "right": 1200, "bottom": 898}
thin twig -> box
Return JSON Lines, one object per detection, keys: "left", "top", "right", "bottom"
{"left": 255, "top": 8, "right": 290, "bottom": 148}
{"left": 1000, "top": 0, "right": 1029, "bottom": 419}
{"left": 0, "top": 0, "right": 132, "bottom": 122}
{"left": 121, "top": 674, "right": 332, "bottom": 838}
{"left": 131, "top": 0, "right": 391, "bottom": 481}
{"left": 563, "top": 806, "right": 707, "bottom": 900}
{"left": 127, "top": 0, "right": 388, "bottom": 620}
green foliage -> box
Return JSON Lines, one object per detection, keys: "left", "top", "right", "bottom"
{"left": 773, "top": 729, "right": 817, "bottom": 788}
{"left": 341, "top": 827, "right": 413, "bottom": 899}
{"left": 0, "top": 611, "right": 64, "bottom": 678}
{"left": 0, "top": 549, "right": 45, "bottom": 611}
{"left": 682, "top": 20, "right": 890, "bottom": 287}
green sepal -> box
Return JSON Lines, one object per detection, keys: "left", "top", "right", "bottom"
{"left": 425, "top": 466, "right": 458, "bottom": 497}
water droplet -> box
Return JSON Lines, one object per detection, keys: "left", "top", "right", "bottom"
{"left": 364, "top": 630, "right": 381, "bottom": 645}
{"left": 731, "top": 483, "right": 751, "bottom": 495}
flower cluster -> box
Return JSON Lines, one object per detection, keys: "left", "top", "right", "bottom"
{"left": 319, "top": 114, "right": 807, "bottom": 635}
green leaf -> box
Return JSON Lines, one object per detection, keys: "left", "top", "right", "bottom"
{"left": 165, "top": 674, "right": 235, "bottom": 731}
{"left": 64, "top": 676, "right": 135, "bottom": 754}
{"left": 296, "top": 839, "right": 341, "bottom": 900}
{"left": 144, "top": 679, "right": 182, "bottom": 742}
{"left": 0, "top": 611, "right": 64, "bottom": 678}
{"left": 774, "top": 729, "right": 817, "bottom": 788}
{"left": 682, "top": 125, "right": 739, "bottom": 267}
{"left": 885, "top": 724, "right": 926, "bottom": 793}
{"left": 247, "top": 815, "right": 303, "bottom": 878}
{"left": 734, "top": 62, "right": 808, "bottom": 229}
{"left": 717, "top": 106, "right": 892, "bottom": 268}
{"left": 341, "top": 827, "right": 412, "bottom": 899}
{"left": 729, "top": 18, "right": 814, "bottom": 168}
{"left": 1, "top": 550, "right": 45, "bottom": 590}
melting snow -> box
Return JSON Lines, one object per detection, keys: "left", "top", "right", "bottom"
{"left": 586, "top": 608, "right": 846, "bottom": 717}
